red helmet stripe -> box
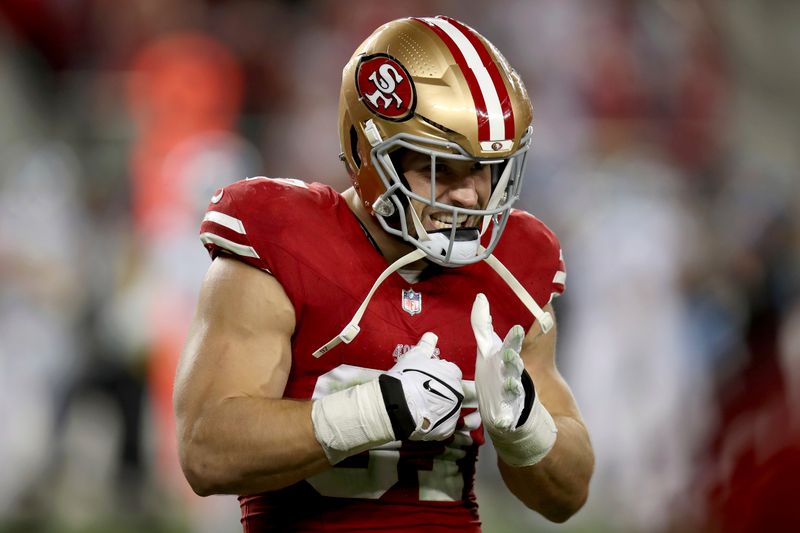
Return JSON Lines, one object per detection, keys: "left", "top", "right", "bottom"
{"left": 413, "top": 16, "right": 513, "bottom": 142}
{"left": 413, "top": 17, "right": 490, "bottom": 141}
{"left": 441, "top": 16, "right": 515, "bottom": 140}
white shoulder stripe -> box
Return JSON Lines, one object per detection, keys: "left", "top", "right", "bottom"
{"left": 200, "top": 232, "right": 260, "bottom": 259}
{"left": 203, "top": 211, "right": 246, "bottom": 234}
{"left": 426, "top": 17, "right": 504, "bottom": 141}
{"left": 553, "top": 271, "right": 566, "bottom": 284}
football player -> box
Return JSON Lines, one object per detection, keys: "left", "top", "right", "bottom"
{"left": 175, "top": 15, "right": 594, "bottom": 531}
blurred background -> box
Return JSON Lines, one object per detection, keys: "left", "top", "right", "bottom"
{"left": 1, "top": 0, "right": 799, "bottom": 531}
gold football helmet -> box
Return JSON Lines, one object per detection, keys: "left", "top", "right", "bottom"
{"left": 339, "top": 15, "right": 533, "bottom": 266}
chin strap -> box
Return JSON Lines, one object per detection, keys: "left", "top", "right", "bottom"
{"left": 409, "top": 203, "right": 430, "bottom": 241}
{"left": 480, "top": 161, "right": 513, "bottom": 237}
{"left": 313, "top": 249, "right": 427, "bottom": 358}
{"left": 313, "top": 245, "right": 553, "bottom": 358}
{"left": 481, "top": 247, "right": 554, "bottom": 336}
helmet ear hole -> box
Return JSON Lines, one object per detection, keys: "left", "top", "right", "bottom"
{"left": 349, "top": 125, "right": 362, "bottom": 169}
{"left": 388, "top": 149, "right": 407, "bottom": 184}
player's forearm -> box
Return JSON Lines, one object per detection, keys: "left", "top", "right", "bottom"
{"left": 497, "top": 414, "right": 594, "bottom": 523}
{"left": 178, "top": 397, "right": 330, "bottom": 496}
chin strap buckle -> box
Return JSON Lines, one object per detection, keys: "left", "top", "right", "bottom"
{"left": 313, "top": 324, "right": 362, "bottom": 358}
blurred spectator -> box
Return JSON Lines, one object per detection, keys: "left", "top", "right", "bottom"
{"left": 126, "top": 32, "right": 260, "bottom": 494}
{"left": 0, "top": 14, "right": 86, "bottom": 523}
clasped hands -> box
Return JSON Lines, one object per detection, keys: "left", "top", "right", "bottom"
{"left": 382, "top": 293, "right": 538, "bottom": 442}
{"left": 313, "top": 294, "right": 556, "bottom": 466}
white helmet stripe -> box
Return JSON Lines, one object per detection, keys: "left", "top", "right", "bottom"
{"left": 420, "top": 17, "right": 507, "bottom": 141}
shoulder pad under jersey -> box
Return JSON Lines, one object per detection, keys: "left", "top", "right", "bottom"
{"left": 198, "top": 177, "right": 338, "bottom": 272}
{"left": 501, "top": 209, "right": 567, "bottom": 302}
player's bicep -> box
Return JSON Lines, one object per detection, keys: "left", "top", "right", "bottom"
{"left": 175, "top": 256, "right": 296, "bottom": 422}
{"left": 520, "top": 304, "right": 580, "bottom": 419}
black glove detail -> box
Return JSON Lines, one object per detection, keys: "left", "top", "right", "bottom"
{"left": 516, "top": 369, "right": 535, "bottom": 428}
{"left": 379, "top": 374, "right": 416, "bottom": 440}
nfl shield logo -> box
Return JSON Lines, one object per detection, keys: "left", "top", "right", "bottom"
{"left": 401, "top": 289, "right": 422, "bottom": 316}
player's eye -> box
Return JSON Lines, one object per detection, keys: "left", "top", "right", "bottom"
{"left": 434, "top": 163, "right": 455, "bottom": 175}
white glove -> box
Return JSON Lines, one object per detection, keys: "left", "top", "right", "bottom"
{"left": 382, "top": 332, "right": 464, "bottom": 441}
{"left": 312, "top": 332, "right": 464, "bottom": 464}
{"left": 472, "top": 294, "right": 527, "bottom": 432}
{"left": 471, "top": 293, "right": 557, "bottom": 467}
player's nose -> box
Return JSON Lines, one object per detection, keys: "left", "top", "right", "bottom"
{"left": 446, "top": 175, "right": 479, "bottom": 207}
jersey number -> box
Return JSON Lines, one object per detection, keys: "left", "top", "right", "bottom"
{"left": 307, "top": 364, "right": 478, "bottom": 501}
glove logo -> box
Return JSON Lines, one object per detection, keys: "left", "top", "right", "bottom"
{"left": 356, "top": 54, "right": 417, "bottom": 121}
{"left": 422, "top": 379, "right": 449, "bottom": 400}
{"left": 402, "top": 369, "right": 465, "bottom": 430}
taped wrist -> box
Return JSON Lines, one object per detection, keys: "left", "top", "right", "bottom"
{"left": 489, "top": 386, "right": 558, "bottom": 467}
{"left": 311, "top": 379, "right": 395, "bottom": 465}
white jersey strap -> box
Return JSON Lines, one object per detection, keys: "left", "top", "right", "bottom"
{"left": 313, "top": 249, "right": 427, "bottom": 358}
{"left": 482, "top": 250, "right": 554, "bottom": 335}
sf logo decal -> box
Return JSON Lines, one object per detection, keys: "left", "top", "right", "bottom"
{"left": 356, "top": 54, "right": 416, "bottom": 121}
{"left": 367, "top": 64, "right": 404, "bottom": 109}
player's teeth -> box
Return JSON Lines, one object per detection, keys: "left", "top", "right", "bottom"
{"left": 431, "top": 214, "right": 466, "bottom": 224}
{"left": 432, "top": 219, "right": 452, "bottom": 230}
{"left": 431, "top": 214, "right": 467, "bottom": 230}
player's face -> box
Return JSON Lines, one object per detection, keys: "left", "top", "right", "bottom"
{"left": 400, "top": 150, "right": 492, "bottom": 235}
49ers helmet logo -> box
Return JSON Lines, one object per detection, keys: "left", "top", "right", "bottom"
{"left": 356, "top": 54, "right": 416, "bottom": 121}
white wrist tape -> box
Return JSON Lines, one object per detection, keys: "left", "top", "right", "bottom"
{"left": 311, "top": 379, "right": 395, "bottom": 465}
{"left": 489, "top": 395, "right": 558, "bottom": 467}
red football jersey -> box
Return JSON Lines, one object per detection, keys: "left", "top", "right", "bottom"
{"left": 199, "top": 177, "right": 565, "bottom": 531}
